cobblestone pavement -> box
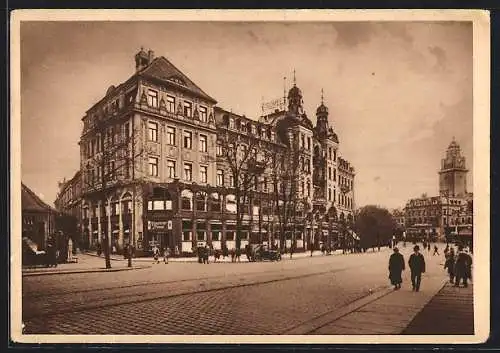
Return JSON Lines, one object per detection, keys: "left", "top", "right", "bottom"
{"left": 21, "top": 244, "right": 452, "bottom": 335}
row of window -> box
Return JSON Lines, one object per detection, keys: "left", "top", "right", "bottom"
{"left": 147, "top": 122, "right": 209, "bottom": 152}
{"left": 300, "top": 134, "right": 312, "bottom": 151}
{"left": 339, "top": 175, "right": 353, "bottom": 189}
{"left": 85, "top": 122, "right": 130, "bottom": 160}
{"left": 147, "top": 89, "right": 208, "bottom": 121}
{"left": 148, "top": 158, "right": 208, "bottom": 183}
{"left": 226, "top": 116, "right": 276, "bottom": 141}
{"left": 83, "top": 200, "right": 132, "bottom": 219}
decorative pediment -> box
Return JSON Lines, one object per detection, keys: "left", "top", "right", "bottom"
{"left": 193, "top": 105, "right": 200, "bottom": 120}
{"left": 176, "top": 102, "right": 183, "bottom": 115}
{"left": 208, "top": 112, "right": 215, "bottom": 124}
{"left": 159, "top": 97, "right": 166, "bottom": 109}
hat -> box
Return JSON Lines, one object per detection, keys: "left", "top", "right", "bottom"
{"left": 414, "top": 245, "right": 420, "bottom": 251}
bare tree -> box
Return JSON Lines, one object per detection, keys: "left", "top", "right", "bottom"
{"left": 81, "top": 116, "right": 146, "bottom": 269}
{"left": 269, "top": 133, "right": 307, "bottom": 252}
{"left": 218, "top": 129, "right": 271, "bottom": 251}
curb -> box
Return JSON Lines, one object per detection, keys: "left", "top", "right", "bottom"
{"left": 22, "top": 265, "right": 152, "bottom": 277}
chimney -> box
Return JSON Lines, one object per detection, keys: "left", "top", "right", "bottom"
{"left": 135, "top": 47, "right": 153, "bottom": 72}
{"left": 148, "top": 50, "right": 155, "bottom": 62}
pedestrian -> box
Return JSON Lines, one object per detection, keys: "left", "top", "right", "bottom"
{"left": 454, "top": 245, "right": 471, "bottom": 287}
{"left": 203, "top": 245, "right": 210, "bottom": 264}
{"left": 222, "top": 246, "right": 228, "bottom": 260}
{"left": 152, "top": 245, "right": 160, "bottom": 264}
{"left": 444, "top": 248, "right": 455, "bottom": 283}
{"left": 408, "top": 245, "right": 426, "bottom": 292}
{"left": 96, "top": 242, "right": 102, "bottom": 257}
{"left": 163, "top": 247, "right": 170, "bottom": 264}
{"left": 388, "top": 247, "right": 405, "bottom": 290}
{"left": 230, "top": 248, "right": 236, "bottom": 263}
{"left": 427, "top": 243, "right": 431, "bottom": 252}
{"left": 444, "top": 244, "right": 450, "bottom": 258}
{"left": 245, "top": 244, "right": 252, "bottom": 262}
{"left": 433, "top": 245, "right": 440, "bottom": 256}
{"left": 235, "top": 247, "right": 241, "bottom": 262}
{"left": 214, "top": 248, "right": 221, "bottom": 263}
{"left": 310, "top": 243, "right": 314, "bottom": 257}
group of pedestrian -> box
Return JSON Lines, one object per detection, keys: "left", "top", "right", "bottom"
{"left": 444, "top": 244, "right": 472, "bottom": 287}
{"left": 389, "top": 245, "right": 426, "bottom": 291}
{"left": 152, "top": 245, "right": 171, "bottom": 264}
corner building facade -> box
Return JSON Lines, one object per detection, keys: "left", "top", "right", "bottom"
{"left": 78, "top": 49, "right": 356, "bottom": 256}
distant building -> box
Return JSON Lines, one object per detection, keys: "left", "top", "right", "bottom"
{"left": 54, "top": 170, "right": 82, "bottom": 246}
{"left": 403, "top": 139, "right": 473, "bottom": 242}
{"left": 68, "top": 48, "right": 356, "bottom": 255}
{"left": 22, "top": 183, "right": 56, "bottom": 250}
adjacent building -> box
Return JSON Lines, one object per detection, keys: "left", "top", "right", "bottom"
{"left": 54, "top": 170, "right": 83, "bottom": 246}
{"left": 67, "top": 48, "right": 356, "bottom": 255}
{"left": 403, "top": 138, "right": 473, "bottom": 242}
{"left": 22, "top": 183, "right": 57, "bottom": 250}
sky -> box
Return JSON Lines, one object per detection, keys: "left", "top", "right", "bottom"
{"left": 20, "top": 21, "right": 473, "bottom": 209}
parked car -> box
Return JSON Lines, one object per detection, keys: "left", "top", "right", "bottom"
{"left": 251, "top": 244, "right": 281, "bottom": 262}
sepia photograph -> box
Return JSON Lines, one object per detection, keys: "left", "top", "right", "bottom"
{"left": 10, "top": 10, "right": 490, "bottom": 344}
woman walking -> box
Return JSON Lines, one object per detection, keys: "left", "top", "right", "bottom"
{"left": 444, "top": 248, "right": 455, "bottom": 283}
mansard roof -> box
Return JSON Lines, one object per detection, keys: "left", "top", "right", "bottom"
{"left": 139, "top": 56, "right": 217, "bottom": 104}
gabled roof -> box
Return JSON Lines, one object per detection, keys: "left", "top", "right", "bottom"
{"left": 22, "top": 183, "right": 56, "bottom": 213}
{"left": 139, "top": 56, "right": 217, "bottom": 104}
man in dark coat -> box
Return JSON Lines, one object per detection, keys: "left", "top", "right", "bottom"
{"left": 408, "top": 245, "right": 426, "bottom": 291}
{"left": 444, "top": 247, "right": 456, "bottom": 283}
{"left": 388, "top": 247, "right": 405, "bottom": 290}
{"left": 454, "top": 245, "right": 472, "bottom": 287}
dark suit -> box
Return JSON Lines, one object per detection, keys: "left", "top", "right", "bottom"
{"left": 408, "top": 252, "right": 426, "bottom": 291}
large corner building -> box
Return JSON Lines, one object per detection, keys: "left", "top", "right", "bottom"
{"left": 56, "top": 48, "right": 356, "bottom": 256}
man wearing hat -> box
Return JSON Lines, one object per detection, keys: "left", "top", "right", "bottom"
{"left": 388, "top": 247, "right": 405, "bottom": 290}
{"left": 408, "top": 245, "right": 426, "bottom": 291}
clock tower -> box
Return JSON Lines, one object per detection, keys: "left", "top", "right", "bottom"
{"left": 438, "top": 137, "right": 468, "bottom": 198}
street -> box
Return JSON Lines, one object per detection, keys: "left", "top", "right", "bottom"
{"left": 22, "top": 244, "right": 466, "bottom": 335}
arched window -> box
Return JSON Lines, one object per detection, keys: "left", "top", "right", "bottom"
{"left": 210, "top": 193, "right": 221, "bottom": 212}
{"left": 181, "top": 189, "right": 193, "bottom": 210}
{"left": 121, "top": 192, "right": 132, "bottom": 214}
{"left": 226, "top": 194, "right": 236, "bottom": 213}
{"left": 196, "top": 191, "right": 207, "bottom": 212}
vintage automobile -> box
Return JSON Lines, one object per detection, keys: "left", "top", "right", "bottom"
{"left": 251, "top": 244, "right": 281, "bottom": 262}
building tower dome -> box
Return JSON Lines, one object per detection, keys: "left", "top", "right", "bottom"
{"left": 439, "top": 137, "right": 468, "bottom": 198}
{"left": 287, "top": 70, "right": 304, "bottom": 116}
{"left": 316, "top": 89, "right": 330, "bottom": 139}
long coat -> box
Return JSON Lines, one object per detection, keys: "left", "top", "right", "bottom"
{"left": 455, "top": 252, "right": 472, "bottom": 279}
{"left": 408, "top": 253, "right": 426, "bottom": 274}
{"left": 388, "top": 252, "right": 405, "bottom": 285}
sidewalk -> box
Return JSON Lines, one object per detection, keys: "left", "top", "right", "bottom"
{"left": 288, "top": 248, "right": 473, "bottom": 335}
{"left": 403, "top": 283, "right": 474, "bottom": 334}
{"left": 22, "top": 254, "right": 151, "bottom": 277}
{"left": 84, "top": 247, "right": 392, "bottom": 263}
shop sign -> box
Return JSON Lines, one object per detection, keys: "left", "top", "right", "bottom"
{"left": 148, "top": 221, "right": 169, "bottom": 230}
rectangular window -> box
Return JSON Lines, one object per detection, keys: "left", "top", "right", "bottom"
{"left": 183, "top": 101, "right": 192, "bottom": 117}
{"left": 333, "top": 149, "right": 337, "bottom": 161}
{"left": 149, "top": 157, "right": 158, "bottom": 177}
{"left": 263, "top": 177, "right": 268, "bottom": 192}
{"left": 216, "top": 141, "right": 223, "bottom": 156}
{"left": 328, "top": 188, "right": 332, "bottom": 201}
{"left": 166, "top": 95, "right": 175, "bottom": 113}
{"left": 217, "top": 169, "right": 224, "bottom": 186}
{"left": 307, "top": 137, "right": 311, "bottom": 150}
{"left": 200, "top": 166, "right": 208, "bottom": 183}
{"left": 122, "top": 200, "right": 131, "bottom": 214}
{"left": 167, "top": 160, "right": 176, "bottom": 179}
{"left": 184, "top": 163, "right": 192, "bottom": 181}
{"left": 148, "top": 121, "right": 158, "bottom": 142}
{"left": 166, "top": 126, "right": 176, "bottom": 145}
{"left": 329, "top": 147, "right": 332, "bottom": 160}
{"left": 333, "top": 169, "right": 337, "bottom": 181}
{"left": 183, "top": 231, "right": 192, "bottom": 242}
{"left": 328, "top": 167, "right": 332, "bottom": 180}
{"left": 109, "top": 160, "right": 116, "bottom": 180}
{"left": 229, "top": 174, "right": 235, "bottom": 187}
{"left": 199, "top": 106, "right": 208, "bottom": 122}
{"left": 183, "top": 131, "right": 192, "bottom": 149}
{"left": 199, "top": 134, "right": 207, "bottom": 153}
{"left": 147, "top": 89, "right": 158, "bottom": 107}
{"left": 301, "top": 134, "right": 305, "bottom": 148}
